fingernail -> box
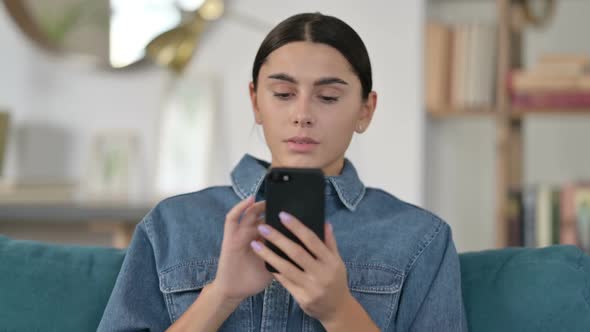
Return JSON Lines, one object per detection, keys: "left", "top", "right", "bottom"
{"left": 257, "top": 224, "right": 271, "bottom": 236}
{"left": 326, "top": 220, "right": 333, "bottom": 232}
{"left": 279, "top": 211, "right": 292, "bottom": 224}
{"left": 250, "top": 240, "right": 263, "bottom": 251}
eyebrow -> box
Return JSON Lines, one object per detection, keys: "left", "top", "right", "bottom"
{"left": 268, "top": 73, "right": 348, "bottom": 86}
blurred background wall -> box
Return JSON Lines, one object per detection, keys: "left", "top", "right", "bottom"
{"left": 0, "top": 1, "right": 426, "bottom": 248}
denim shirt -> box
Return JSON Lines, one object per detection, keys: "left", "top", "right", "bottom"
{"left": 98, "top": 154, "right": 468, "bottom": 331}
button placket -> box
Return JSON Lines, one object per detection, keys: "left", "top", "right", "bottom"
{"left": 260, "top": 279, "right": 290, "bottom": 332}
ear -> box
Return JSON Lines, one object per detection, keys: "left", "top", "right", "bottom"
{"left": 249, "top": 82, "right": 263, "bottom": 125}
{"left": 356, "top": 91, "right": 377, "bottom": 133}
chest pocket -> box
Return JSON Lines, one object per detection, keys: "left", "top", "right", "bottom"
{"left": 303, "top": 263, "right": 404, "bottom": 332}
{"left": 159, "top": 260, "right": 253, "bottom": 332}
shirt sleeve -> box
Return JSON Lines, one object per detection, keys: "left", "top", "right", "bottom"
{"left": 97, "top": 216, "right": 171, "bottom": 332}
{"left": 392, "top": 221, "right": 468, "bottom": 332}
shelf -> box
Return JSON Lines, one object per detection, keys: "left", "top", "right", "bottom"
{"left": 427, "top": 107, "right": 498, "bottom": 119}
{"left": 0, "top": 201, "right": 153, "bottom": 223}
{"left": 510, "top": 108, "right": 590, "bottom": 118}
{"left": 427, "top": 107, "right": 590, "bottom": 119}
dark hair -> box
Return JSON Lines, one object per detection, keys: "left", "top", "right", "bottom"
{"left": 252, "top": 13, "right": 372, "bottom": 100}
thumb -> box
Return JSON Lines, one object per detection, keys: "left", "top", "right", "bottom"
{"left": 324, "top": 221, "right": 338, "bottom": 253}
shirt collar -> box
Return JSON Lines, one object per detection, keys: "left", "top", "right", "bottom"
{"left": 230, "top": 154, "right": 366, "bottom": 211}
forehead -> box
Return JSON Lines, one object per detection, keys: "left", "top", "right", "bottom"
{"left": 260, "top": 41, "right": 356, "bottom": 80}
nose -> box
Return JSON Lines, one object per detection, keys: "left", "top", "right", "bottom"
{"left": 291, "top": 98, "right": 315, "bottom": 128}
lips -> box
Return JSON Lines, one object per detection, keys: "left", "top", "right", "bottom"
{"left": 284, "top": 136, "right": 319, "bottom": 153}
{"left": 285, "top": 136, "right": 319, "bottom": 144}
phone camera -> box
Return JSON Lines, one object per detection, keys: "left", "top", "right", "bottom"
{"left": 270, "top": 172, "right": 280, "bottom": 182}
{"left": 269, "top": 171, "right": 290, "bottom": 182}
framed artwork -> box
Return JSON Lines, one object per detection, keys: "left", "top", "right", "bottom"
{"left": 81, "top": 129, "right": 141, "bottom": 201}
{"left": 154, "top": 73, "right": 217, "bottom": 198}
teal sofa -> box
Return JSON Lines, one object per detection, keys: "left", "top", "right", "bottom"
{"left": 1, "top": 234, "right": 589, "bottom": 331}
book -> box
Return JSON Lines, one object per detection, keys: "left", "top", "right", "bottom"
{"left": 512, "top": 182, "right": 590, "bottom": 252}
{"left": 574, "top": 189, "right": 590, "bottom": 254}
{"left": 551, "top": 189, "right": 561, "bottom": 245}
{"left": 560, "top": 183, "right": 581, "bottom": 246}
{"left": 425, "top": 22, "right": 452, "bottom": 113}
{"left": 538, "top": 54, "right": 590, "bottom": 67}
{"left": 511, "top": 91, "right": 590, "bottom": 109}
{"left": 425, "top": 21, "right": 497, "bottom": 112}
{"left": 509, "top": 70, "right": 581, "bottom": 93}
{"left": 508, "top": 53, "right": 590, "bottom": 95}
{"left": 480, "top": 24, "right": 497, "bottom": 107}
{"left": 466, "top": 23, "right": 479, "bottom": 109}
{"left": 579, "top": 76, "right": 590, "bottom": 90}
{"left": 447, "top": 23, "right": 496, "bottom": 110}
{"left": 536, "top": 185, "right": 553, "bottom": 248}
{"left": 508, "top": 183, "right": 590, "bottom": 252}
{"left": 523, "top": 186, "right": 537, "bottom": 247}
{"left": 507, "top": 188, "right": 524, "bottom": 247}
{"left": 529, "top": 62, "right": 588, "bottom": 77}
{"left": 450, "top": 23, "right": 466, "bottom": 109}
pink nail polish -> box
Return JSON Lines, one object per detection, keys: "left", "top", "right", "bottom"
{"left": 258, "top": 224, "right": 271, "bottom": 236}
{"left": 250, "top": 240, "right": 263, "bottom": 251}
{"left": 278, "top": 211, "right": 292, "bottom": 224}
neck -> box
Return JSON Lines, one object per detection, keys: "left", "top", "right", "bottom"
{"left": 322, "top": 157, "right": 345, "bottom": 176}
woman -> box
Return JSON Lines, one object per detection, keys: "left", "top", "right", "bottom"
{"left": 98, "top": 12, "right": 467, "bottom": 332}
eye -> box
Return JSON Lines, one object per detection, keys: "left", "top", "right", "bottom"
{"left": 273, "top": 92, "right": 293, "bottom": 100}
{"left": 319, "top": 95, "right": 339, "bottom": 104}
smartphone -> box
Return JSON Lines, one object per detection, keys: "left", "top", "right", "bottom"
{"left": 264, "top": 167, "right": 325, "bottom": 273}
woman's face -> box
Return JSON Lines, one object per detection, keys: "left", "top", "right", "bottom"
{"left": 250, "top": 41, "right": 377, "bottom": 176}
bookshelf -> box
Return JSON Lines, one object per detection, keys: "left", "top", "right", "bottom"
{"left": 511, "top": 108, "right": 590, "bottom": 118}
{"left": 426, "top": 0, "right": 590, "bottom": 249}
{"left": 427, "top": 107, "right": 498, "bottom": 118}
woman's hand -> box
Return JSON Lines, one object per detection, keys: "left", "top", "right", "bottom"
{"left": 249, "top": 211, "right": 353, "bottom": 325}
{"left": 211, "top": 196, "right": 273, "bottom": 304}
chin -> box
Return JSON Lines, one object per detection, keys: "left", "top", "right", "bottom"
{"left": 277, "top": 153, "right": 324, "bottom": 169}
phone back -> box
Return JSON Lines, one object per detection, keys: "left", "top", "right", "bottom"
{"left": 265, "top": 167, "right": 325, "bottom": 272}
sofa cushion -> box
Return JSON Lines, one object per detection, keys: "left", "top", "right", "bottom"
{"left": 0, "top": 235, "right": 125, "bottom": 331}
{"left": 460, "top": 245, "right": 590, "bottom": 332}
{"left": 1, "top": 235, "right": 589, "bottom": 331}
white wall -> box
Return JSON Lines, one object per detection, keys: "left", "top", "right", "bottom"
{"left": 425, "top": 117, "right": 496, "bottom": 252}
{"left": 0, "top": 1, "right": 425, "bottom": 205}
{"left": 0, "top": 8, "right": 170, "bottom": 200}
{"left": 524, "top": 1, "right": 590, "bottom": 68}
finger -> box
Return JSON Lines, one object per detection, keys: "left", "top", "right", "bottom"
{"left": 256, "top": 224, "right": 319, "bottom": 273}
{"left": 238, "top": 210, "right": 267, "bottom": 241}
{"left": 324, "top": 221, "right": 339, "bottom": 253}
{"left": 224, "top": 196, "right": 255, "bottom": 233}
{"left": 278, "top": 212, "right": 331, "bottom": 262}
{"left": 254, "top": 215, "right": 266, "bottom": 226}
{"left": 272, "top": 272, "right": 300, "bottom": 295}
{"left": 234, "top": 202, "right": 267, "bottom": 243}
{"left": 250, "top": 240, "right": 307, "bottom": 285}
{"left": 239, "top": 201, "right": 267, "bottom": 226}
